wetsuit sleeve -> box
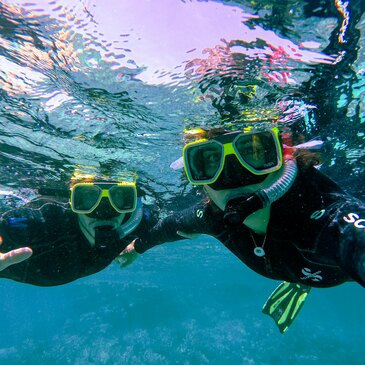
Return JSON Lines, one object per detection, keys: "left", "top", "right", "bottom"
{"left": 134, "top": 200, "right": 222, "bottom": 254}
{"left": 0, "top": 205, "right": 52, "bottom": 248}
{"left": 335, "top": 202, "right": 365, "bottom": 287}
{"left": 0, "top": 200, "right": 86, "bottom": 286}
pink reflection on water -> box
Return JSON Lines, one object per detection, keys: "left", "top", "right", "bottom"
{"left": 3, "top": 0, "right": 336, "bottom": 88}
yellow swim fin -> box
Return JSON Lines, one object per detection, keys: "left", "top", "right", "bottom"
{"left": 262, "top": 281, "right": 311, "bottom": 333}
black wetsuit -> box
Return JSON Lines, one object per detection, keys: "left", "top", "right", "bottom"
{"left": 0, "top": 197, "right": 155, "bottom": 286}
{"left": 135, "top": 167, "right": 365, "bottom": 288}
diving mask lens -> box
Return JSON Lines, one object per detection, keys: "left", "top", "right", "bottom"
{"left": 71, "top": 183, "right": 137, "bottom": 214}
{"left": 72, "top": 184, "right": 101, "bottom": 213}
{"left": 184, "top": 140, "right": 224, "bottom": 184}
{"left": 233, "top": 131, "right": 281, "bottom": 173}
{"left": 108, "top": 185, "right": 136, "bottom": 212}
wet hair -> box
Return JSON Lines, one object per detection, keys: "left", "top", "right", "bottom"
{"left": 294, "top": 149, "right": 323, "bottom": 170}
{"left": 204, "top": 128, "right": 231, "bottom": 139}
{"left": 287, "top": 130, "right": 324, "bottom": 169}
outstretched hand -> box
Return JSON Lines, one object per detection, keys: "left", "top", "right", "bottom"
{"left": 0, "top": 247, "right": 33, "bottom": 271}
{"left": 115, "top": 239, "right": 139, "bottom": 268}
{"left": 177, "top": 230, "right": 201, "bottom": 239}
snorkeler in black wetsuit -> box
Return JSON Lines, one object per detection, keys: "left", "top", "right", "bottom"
{"left": 134, "top": 164, "right": 365, "bottom": 288}
{"left": 120, "top": 126, "right": 365, "bottom": 332}
{"left": 0, "top": 177, "right": 155, "bottom": 286}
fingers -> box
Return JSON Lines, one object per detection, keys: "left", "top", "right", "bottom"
{"left": 118, "top": 251, "right": 139, "bottom": 267}
{"left": 177, "top": 230, "right": 201, "bottom": 239}
{"left": 119, "top": 257, "right": 136, "bottom": 268}
{"left": 114, "top": 255, "right": 125, "bottom": 266}
{"left": 114, "top": 238, "right": 139, "bottom": 269}
{"left": 115, "top": 250, "right": 139, "bottom": 269}
{"left": 0, "top": 247, "right": 33, "bottom": 271}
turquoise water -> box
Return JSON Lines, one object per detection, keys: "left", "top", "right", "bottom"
{"left": 1, "top": 0, "right": 365, "bottom": 364}
{"left": 2, "top": 241, "right": 365, "bottom": 364}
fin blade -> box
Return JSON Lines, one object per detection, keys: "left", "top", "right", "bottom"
{"left": 262, "top": 281, "right": 311, "bottom": 333}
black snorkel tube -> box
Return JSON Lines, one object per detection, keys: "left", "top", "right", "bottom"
{"left": 116, "top": 198, "right": 144, "bottom": 239}
{"left": 224, "top": 157, "right": 298, "bottom": 225}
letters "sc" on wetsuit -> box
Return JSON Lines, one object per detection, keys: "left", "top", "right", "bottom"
{"left": 343, "top": 213, "right": 365, "bottom": 230}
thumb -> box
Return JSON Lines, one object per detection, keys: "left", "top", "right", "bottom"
{"left": 116, "top": 251, "right": 139, "bottom": 268}
{"left": 115, "top": 245, "right": 139, "bottom": 269}
{"left": 177, "top": 231, "right": 201, "bottom": 239}
{"left": 0, "top": 247, "right": 33, "bottom": 271}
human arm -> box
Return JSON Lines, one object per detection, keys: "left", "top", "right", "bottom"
{"left": 0, "top": 207, "right": 33, "bottom": 271}
{"left": 319, "top": 197, "right": 365, "bottom": 288}
{"left": 336, "top": 207, "right": 365, "bottom": 287}
{"left": 0, "top": 199, "right": 88, "bottom": 285}
{"left": 0, "top": 206, "right": 45, "bottom": 279}
{"left": 116, "top": 200, "right": 222, "bottom": 267}
{"left": 134, "top": 200, "right": 221, "bottom": 254}
{"left": 0, "top": 206, "right": 44, "bottom": 265}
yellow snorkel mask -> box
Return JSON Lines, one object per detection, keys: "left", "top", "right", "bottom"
{"left": 182, "top": 126, "right": 283, "bottom": 186}
{"left": 70, "top": 181, "right": 137, "bottom": 214}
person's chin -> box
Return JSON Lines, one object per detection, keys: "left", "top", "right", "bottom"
{"left": 206, "top": 184, "right": 257, "bottom": 195}
{"left": 82, "top": 216, "right": 118, "bottom": 230}
{"left": 92, "top": 220, "right": 117, "bottom": 228}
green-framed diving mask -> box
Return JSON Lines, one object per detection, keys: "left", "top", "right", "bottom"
{"left": 182, "top": 127, "right": 283, "bottom": 186}
{"left": 70, "top": 181, "right": 137, "bottom": 214}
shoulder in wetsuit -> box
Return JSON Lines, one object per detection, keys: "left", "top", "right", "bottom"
{"left": 0, "top": 196, "right": 156, "bottom": 286}
{"left": 136, "top": 166, "right": 365, "bottom": 288}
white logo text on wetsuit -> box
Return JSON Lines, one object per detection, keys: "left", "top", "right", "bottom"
{"left": 343, "top": 213, "right": 365, "bottom": 230}
{"left": 310, "top": 209, "right": 326, "bottom": 220}
{"left": 196, "top": 209, "right": 204, "bottom": 219}
{"left": 300, "top": 268, "right": 323, "bottom": 282}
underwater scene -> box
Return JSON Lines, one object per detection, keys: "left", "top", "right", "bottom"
{"left": 0, "top": 0, "right": 365, "bottom": 364}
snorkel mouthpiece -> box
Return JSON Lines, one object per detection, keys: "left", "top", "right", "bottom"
{"left": 95, "top": 225, "right": 119, "bottom": 250}
{"left": 224, "top": 194, "right": 263, "bottom": 225}
{"left": 224, "top": 158, "right": 298, "bottom": 225}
